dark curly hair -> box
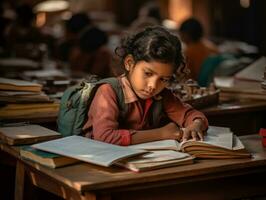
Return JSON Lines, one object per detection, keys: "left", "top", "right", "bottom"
{"left": 115, "top": 26, "right": 189, "bottom": 82}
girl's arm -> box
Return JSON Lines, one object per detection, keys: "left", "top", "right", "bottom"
{"left": 83, "top": 84, "right": 184, "bottom": 146}
{"left": 131, "top": 122, "right": 183, "bottom": 144}
{"left": 83, "top": 84, "right": 131, "bottom": 146}
{"left": 162, "top": 90, "right": 208, "bottom": 141}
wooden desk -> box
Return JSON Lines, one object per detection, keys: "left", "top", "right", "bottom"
{"left": 2, "top": 134, "right": 266, "bottom": 200}
{"left": 201, "top": 100, "right": 266, "bottom": 135}
{"left": 2, "top": 99, "right": 265, "bottom": 134}
{"left": 1, "top": 114, "right": 58, "bottom": 131}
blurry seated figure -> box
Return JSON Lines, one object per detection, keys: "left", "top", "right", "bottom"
{"left": 6, "top": 4, "right": 45, "bottom": 60}
{"left": 179, "top": 18, "right": 219, "bottom": 82}
{"left": 69, "top": 26, "right": 113, "bottom": 78}
{"left": 56, "top": 12, "right": 91, "bottom": 62}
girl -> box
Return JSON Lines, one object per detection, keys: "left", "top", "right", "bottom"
{"left": 82, "top": 26, "right": 208, "bottom": 145}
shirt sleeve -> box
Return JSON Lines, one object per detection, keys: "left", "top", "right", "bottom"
{"left": 162, "top": 90, "right": 208, "bottom": 130}
{"left": 83, "top": 84, "right": 132, "bottom": 146}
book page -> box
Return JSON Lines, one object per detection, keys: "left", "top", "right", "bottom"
{"left": 232, "top": 135, "right": 245, "bottom": 150}
{"left": 126, "top": 150, "right": 190, "bottom": 164}
{"left": 200, "top": 126, "right": 233, "bottom": 149}
{"left": 234, "top": 56, "right": 266, "bottom": 82}
{"left": 33, "top": 136, "right": 147, "bottom": 167}
{"left": 181, "top": 126, "right": 233, "bottom": 150}
{"left": 130, "top": 139, "right": 181, "bottom": 151}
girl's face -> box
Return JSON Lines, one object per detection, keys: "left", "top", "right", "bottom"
{"left": 125, "top": 56, "right": 174, "bottom": 99}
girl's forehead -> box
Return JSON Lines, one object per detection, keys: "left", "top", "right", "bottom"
{"left": 137, "top": 60, "right": 174, "bottom": 76}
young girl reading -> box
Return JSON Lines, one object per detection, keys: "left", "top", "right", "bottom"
{"left": 82, "top": 26, "right": 208, "bottom": 146}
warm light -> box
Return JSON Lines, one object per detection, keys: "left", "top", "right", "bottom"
{"left": 36, "top": 12, "right": 46, "bottom": 27}
{"left": 168, "top": 0, "right": 192, "bottom": 27}
{"left": 240, "top": 0, "right": 250, "bottom": 8}
{"left": 61, "top": 11, "right": 72, "bottom": 20}
{"left": 34, "top": 0, "right": 69, "bottom": 12}
{"left": 163, "top": 19, "right": 178, "bottom": 30}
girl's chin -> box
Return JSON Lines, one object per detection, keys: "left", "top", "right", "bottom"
{"left": 136, "top": 92, "right": 153, "bottom": 99}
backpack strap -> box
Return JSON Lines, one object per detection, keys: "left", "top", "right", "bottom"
{"left": 151, "top": 99, "right": 163, "bottom": 126}
{"left": 96, "top": 77, "right": 128, "bottom": 117}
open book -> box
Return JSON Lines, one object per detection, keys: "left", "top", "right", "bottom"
{"left": 130, "top": 126, "right": 251, "bottom": 159}
{"left": 116, "top": 150, "right": 194, "bottom": 172}
{"left": 32, "top": 136, "right": 147, "bottom": 167}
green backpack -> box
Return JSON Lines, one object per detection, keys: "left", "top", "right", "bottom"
{"left": 57, "top": 77, "right": 163, "bottom": 137}
{"left": 57, "top": 78, "right": 126, "bottom": 137}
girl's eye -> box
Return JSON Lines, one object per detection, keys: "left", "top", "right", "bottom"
{"left": 160, "top": 78, "right": 170, "bottom": 83}
{"left": 144, "top": 71, "right": 153, "bottom": 77}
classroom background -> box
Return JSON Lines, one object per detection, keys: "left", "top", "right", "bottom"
{"left": 1, "top": 0, "right": 266, "bottom": 199}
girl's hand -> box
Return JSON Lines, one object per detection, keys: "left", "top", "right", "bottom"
{"left": 182, "top": 119, "right": 205, "bottom": 142}
{"left": 160, "top": 122, "right": 183, "bottom": 141}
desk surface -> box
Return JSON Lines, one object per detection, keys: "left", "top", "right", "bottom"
{"left": 1, "top": 134, "right": 266, "bottom": 199}
{"left": 35, "top": 135, "right": 266, "bottom": 190}
{"left": 201, "top": 100, "right": 266, "bottom": 134}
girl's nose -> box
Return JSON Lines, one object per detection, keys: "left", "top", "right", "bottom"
{"left": 147, "top": 79, "right": 157, "bottom": 92}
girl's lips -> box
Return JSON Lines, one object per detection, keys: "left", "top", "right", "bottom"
{"left": 142, "top": 90, "right": 153, "bottom": 97}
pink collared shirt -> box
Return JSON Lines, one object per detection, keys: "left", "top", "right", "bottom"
{"left": 82, "top": 75, "right": 208, "bottom": 146}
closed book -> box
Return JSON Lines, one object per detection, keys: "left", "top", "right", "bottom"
{"left": 0, "top": 124, "right": 61, "bottom": 145}
{"left": 0, "top": 91, "right": 51, "bottom": 103}
{"left": 0, "top": 102, "right": 59, "bottom": 119}
{"left": 20, "top": 146, "right": 79, "bottom": 168}
{"left": 0, "top": 77, "right": 42, "bottom": 92}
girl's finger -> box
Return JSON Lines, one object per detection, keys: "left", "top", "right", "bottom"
{"left": 197, "top": 131, "right": 204, "bottom": 141}
{"left": 175, "top": 132, "right": 182, "bottom": 141}
{"left": 191, "top": 131, "right": 198, "bottom": 141}
{"left": 182, "top": 130, "right": 190, "bottom": 142}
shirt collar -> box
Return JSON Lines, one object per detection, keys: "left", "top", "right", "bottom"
{"left": 119, "top": 74, "right": 162, "bottom": 104}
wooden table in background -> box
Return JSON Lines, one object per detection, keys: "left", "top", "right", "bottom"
{"left": 2, "top": 98, "right": 265, "bottom": 135}
{"left": 201, "top": 100, "right": 266, "bottom": 135}
{"left": 1, "top": 134, "right": 266, "bottom": 200}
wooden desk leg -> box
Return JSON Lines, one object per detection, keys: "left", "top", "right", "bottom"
{"left": 15, "top": 161, "right": 25, "bottom": 200}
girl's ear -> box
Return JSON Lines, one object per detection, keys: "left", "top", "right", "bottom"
{"left": 124, "top": 55, "right": 135, "bottom": 71}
